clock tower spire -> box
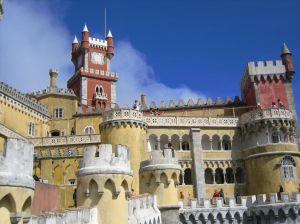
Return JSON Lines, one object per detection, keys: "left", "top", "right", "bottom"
{"left": 67, "top": 24, "right": 118, "bottom": 111}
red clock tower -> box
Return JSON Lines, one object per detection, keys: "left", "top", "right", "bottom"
{"left": 67, "top": 24, "right": 118, "bottom": 111}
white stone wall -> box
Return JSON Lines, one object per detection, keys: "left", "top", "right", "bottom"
{"left": 77, "top": 144, "right": 132, "bottom": 176}
{"left": 29, "top": 207, "right": 98, "bottom": 224}
{"left": 129, "top": 194, "right": 161, "bottom": 224}
{"left": 0, "top": 138, "right": 34, "bottom": 189}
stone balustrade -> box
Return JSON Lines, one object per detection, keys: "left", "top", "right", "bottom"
{"left": 128, "top": 194, "right": 161, "bottom": 224}
{"left": 30, "top": 134, "right": 101, "bottom": 147}
{"left": 179, "top": 192, "right": 300, "bottom": 223}
{"left": 103, "top": 109, "right": 144, "bottom": 122}
{"left": 144, "top": 116, "right": 239, "bottom": 128}
{"left": 0, "top": 82, "right": 49, "bottom": 116}
{"left": 240, "top": 108, "right": 294, "bottom": 125}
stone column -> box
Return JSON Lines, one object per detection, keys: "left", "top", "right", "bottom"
{"left": 190, "top": 128, "right": 205, "bottom": 200}
{"left": 213, "top": 171, "right": 216, "bottom": 184}
{"left": 181, "top": 169, "right": 185, "bottom": 185}
{"left": 179, "top": 138, "right": 183, "bottom": 151}
{"left": 157, "top": 140, "right": 161, "bottom": 150}
{"left": 223, "top": 172, "right": 227, "bottom": 184}
{"left": 220, "top": 140, "right": 223, "bottom": 150}
{"left": 210, "top": 139, "right": 213, "bottom": 150}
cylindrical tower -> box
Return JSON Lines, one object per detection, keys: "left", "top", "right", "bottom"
{"left": 240, "top": 108, "right": 299, "bottom": 195}
{"left": 77, "top": 144, "right": 133, "bottom": 224}
{"left": 100, "top": 109, "right": 147, "bottom": 194}
{"left": 139, "top": 148, "right": 181, "bottom": 206}
{"left": 0, "top": 138, "right": 35, "bottom": 224}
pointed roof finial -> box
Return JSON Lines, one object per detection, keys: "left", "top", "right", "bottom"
{"left": 107, "top": 29, "right": 113, "bottom": 38}
{"left": 83, "top": 24, "right": 89, "bottom": 32}
{"left": 73, "top": 35, "right": 78, "bottom": 44}
{"left": 282, "top": 43, "right": 291, "bottom": 55}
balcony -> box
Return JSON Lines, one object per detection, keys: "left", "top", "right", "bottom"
{"left": 240, "top": 108, "right": 294, "bottom": 125}
{"left": 30, "top": 134, "right": 101, "bottom": 147}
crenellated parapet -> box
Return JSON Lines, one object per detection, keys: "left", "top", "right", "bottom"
{"left": 140, "top": 148, "right": 180, "bottom": 172}
{"left": 0, "top": 138, "right": 34, "bottom": 189}
{"left": 179, "top": 192, "right": 300, "bottom": 223}
{"left": 0, "top": 82, "right": 49, "bottom": 117}
{"left": 78, "top": 144, "right": 132, "bottom": 176}
{"left": 101, "top": 109, "right": 147, "bottom": 130}
{"left": 128, "top": 194, "right": 161, "bottom": 224}
{"left": 144, "top": 96, "right": 242, "bottom": 110}
{"left": 241, "top": 60, "right": 287, "bottom": 91}
{"left": 140, "top": 148, "right": 181, "bottom": 207}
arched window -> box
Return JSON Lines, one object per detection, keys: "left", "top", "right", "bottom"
{"left": 281, "top": 156, "right": 296, "bottom": 180}
{"left": 201, "top": 135, "right": 211, "bottom": 150}
{"left": 149, "top": 134, "right": 158, "bottom": 151}
{"left": 272, "top": 132, "right": 280, "bottom": 143}
{"left": 182, "top": 134, "right": 190, "bottom": 150}
{"left": 84, "top": 126, "right": 95, "bottom": 135}
{"left": 225, "top": 168, "right": 234, "bottom": 183}
{"left": 160, "top": 134, "right": 169, "bottom": 150}
{"left": 235, "top": 167, "right": 244, "bottom": 184}
{"left": 222, "top": 135, "right": 231, "bottom": 150}
{"left": 171, "top": 135, "right": 180, "bottom": 150}
{"left": 215, "top": 168, "right": 224, "bottom": 184}
{"left": 184, "top": 168, "right": 192, "bottom": 185}
{"left": 182, "top": 141, "right": 190, "bottom": 150}
{"left": 205, "top": 168, "right": 214, "bottom": 184}
{"left": 212, "top": 135, "right": 221, "bottom": 150}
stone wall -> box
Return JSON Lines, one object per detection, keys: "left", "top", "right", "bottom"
{"left": 29, "top": 207, "right": 98, "bottom": 224}
{"left": 0, "top": 138, "right": 34, "bottom": 189}
{"left": 128, "top": 194, "right": 161, "bottom": 224}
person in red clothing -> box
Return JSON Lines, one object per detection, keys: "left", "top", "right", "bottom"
{"left": 179, "top": 191, "right": 184, "bottom": 200}
{"left": 213, "top": 189, "right": 219, "bottom": 198}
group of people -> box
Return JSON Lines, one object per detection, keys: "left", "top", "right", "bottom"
{"left": 271, "top": 99, "right": 285, "bottom": 109}
{"left": 149, "top": 107, "right": 161, "bottom": 116}
{"left": 212, "top": 188, "right": 241, "bottom": 203}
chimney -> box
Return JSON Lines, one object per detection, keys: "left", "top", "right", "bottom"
{"left": 141, "top": 94, "right": 147, "bottom": 105}
{"left": 49, "top": 68, "right": 58, "bottom": 88}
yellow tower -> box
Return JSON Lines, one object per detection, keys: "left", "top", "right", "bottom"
{"left": 240, "top": 108, "right": 299, "bottom": 195}
{"left": 77, "top": 144, "right": 133, "bottom": 224}
{"left": 0, "top": 138, "right": 35, "bottom": 224}
{"left": 139, "top": 148, "right": 181, "bottom": 206}
{"left": 100, "top": 109, "right": 147, "bottom": 194}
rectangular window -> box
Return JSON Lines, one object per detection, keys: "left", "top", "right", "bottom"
{"left": 54, "top": 108, "right": 64, "bottom": 118}
{"left": 28, "top": 122, "right": 35, "bottom": 137}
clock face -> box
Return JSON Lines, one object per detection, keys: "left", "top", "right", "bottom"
{"left": 91, "top": 52, "right": 104, "bottom": 65}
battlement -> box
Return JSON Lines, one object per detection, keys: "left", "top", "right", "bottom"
{"left": 140, "top": 148, "right": 180, "bottom": 171}
{"left": 246, "top": 60, "right": 286, "bottom": 76}
{"left": 128, "top": 194, "right": 161, "bottom": 224}
{"left": 77, "top": 144, "right": 132, "bottom": 176}
{"left": 180, "top": 192, "right": 300, "bottom": 223}
{"left": 89, "top": 37, "right": 107, "bottom": 49}
{"left": 0, "top": 138, "right": 35, "bottom": 189}
{"left": 0, "top": 82, "right": 49, "bottom": 116}
{"left": 30, "top": 87, "right": 76, "bottom": 98}
{"left": 143, "top": 96, "right": 242, "bottom": 110}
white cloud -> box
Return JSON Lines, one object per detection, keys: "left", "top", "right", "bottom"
{"left": 0, "top": 1, "right": 203, "bottom": 107}
{"left": 0, "top": 0, "right": 72, "bottom": 92}
{"left": 111, "top": 41, "right": 204, "bottom": 106}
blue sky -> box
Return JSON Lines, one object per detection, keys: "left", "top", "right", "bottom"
{"left": 0, "top": 0, "right": 299, "bottom": 116}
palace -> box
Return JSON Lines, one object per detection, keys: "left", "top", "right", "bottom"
{"left": 1, "top": 17, "right": 300, "bottom": 224}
